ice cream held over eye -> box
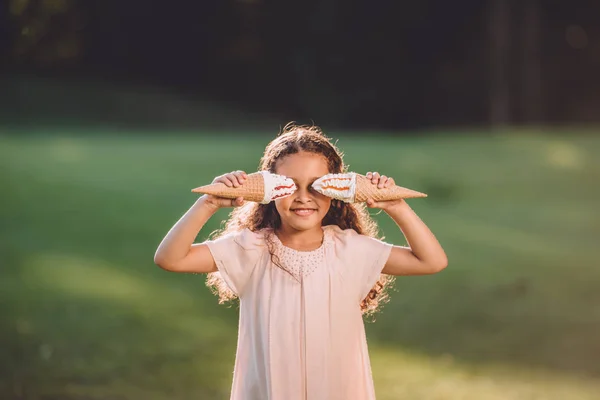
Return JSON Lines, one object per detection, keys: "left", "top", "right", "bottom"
{"left": 311, "top": 173, "right": 357, "bottom": 203}
{"left": 311, "top": 172, "right": 428, "bottom": 203}
{"left": 262, "top": 171, "right": 297, "bottom": 202}
{"left": 191, "top": 171, "right": 297, "bottom": 203}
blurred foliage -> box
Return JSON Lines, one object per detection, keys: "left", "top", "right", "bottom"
{"left": 4, "top": 1, "right": 600, "bottom": 129}
{"left": 10, "top": 0, "right": 83, "bottom": 67}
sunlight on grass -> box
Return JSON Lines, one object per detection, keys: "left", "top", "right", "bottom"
{"left": 27, "top": 254, "right": 155, "bottom": 302}
{"left": 371, "top": 345, "right": 600, "bottom": 400}
{"left": 545, "top": 140, "right": 585, "bottom": 170}
{"left": 51, "top": 137, "right": 87, "bottom": 164}
{"left": 430, "top": 212, "right": 566, "bottom": 259}
{"left": 22, "top": 253, "right": 233, "bottom": 339}
{"left": 500, "top": 133, "right": 589, "bottom": 171}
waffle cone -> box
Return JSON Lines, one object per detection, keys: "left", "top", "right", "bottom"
{"left": 191, "top": 172, "right": 265, "bottom": 203}
{"left": 355, "top": 174, "right": 427, "bottom": 202}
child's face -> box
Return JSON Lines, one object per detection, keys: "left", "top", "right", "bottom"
{"left": 274, "top": 151, "right": 332, "bottom": 232}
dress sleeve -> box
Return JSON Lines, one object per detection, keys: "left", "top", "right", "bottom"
{"left": 354, "top": 234, "right": 394, "bottom": 301}
{"left": 330, "top": 227, "right": 394, "bottom": 301}
{"left": 204, "top": 228, "right": 262, "bottom": 297}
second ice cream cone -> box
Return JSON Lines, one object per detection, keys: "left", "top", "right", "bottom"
{"left": 354, "top": 174, "right": 427, "bottom": 202}
{"left": 311, "top": 172, "right": 427, "bottom": 203}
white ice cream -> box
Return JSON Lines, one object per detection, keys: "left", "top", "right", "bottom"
{"left": 261, "top": 171, "right": 297, "bottom": 203}
{"left": 311, "top": 173, "right": 357, "bottom": 203}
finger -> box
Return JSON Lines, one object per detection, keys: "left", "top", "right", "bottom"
{"left": 215, "top": 176, "right": 233, "bottom": 187}
{"left": 366, "top": 171, "right": 373, "bottom": 179}
{"left": 232, "top": 197, "right": 244, "bottom": 207}
{"left": 223, "top": 197, "right": 235, "bottom": 207}
{"left": 233, "top": 171, "right": 246, "bottom": 186}
{"left": 378, "top": 175, "right": 387, "bottom": 189}
{"left": 229, "top": 176, "right": 239, "bottom": 188}
{"left": 366, "top": 198, "right": 376, "bottom": 208}
{"left": 225, "top": 173, "right": 241, "bottom": 188}
{"left": 222, "top": 177, "right": 234, "bottom": 187}
{"left": 386, "top": 177, "right": 395, "bottom": 187}
{"left": 371, "top": 172, "right": 380, "bottom": 184}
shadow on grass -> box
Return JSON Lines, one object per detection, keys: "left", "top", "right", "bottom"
{"left": 0, "top": 249, "right": 240, "bottom": 400}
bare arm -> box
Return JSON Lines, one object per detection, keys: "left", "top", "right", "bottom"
{"left": 364, "top": 172, "right": 448, "bottom": 276}
{"left": 380, "top": 200, "right": 448, "bottom": 275}
{"left": 153, "top": 171, "right": 247, "bottom": 273}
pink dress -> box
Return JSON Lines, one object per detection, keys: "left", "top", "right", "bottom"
{"left": 206, "top": 224, "right": 393, "bottom": 400}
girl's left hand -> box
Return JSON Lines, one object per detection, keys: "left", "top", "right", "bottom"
{"left": 365, "top": 171, "right": 406, "bottom": 210}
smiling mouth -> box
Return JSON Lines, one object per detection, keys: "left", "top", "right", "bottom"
{"left": 291, "top": 208, "right": 317, "bottom": 216}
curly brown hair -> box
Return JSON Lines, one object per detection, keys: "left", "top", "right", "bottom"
{"left": 206, "top": 122, "right": 395, "bottom": 316}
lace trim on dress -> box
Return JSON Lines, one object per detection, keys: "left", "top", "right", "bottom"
{"left": 269, "top": 227, "right": 333, "bottom": 282}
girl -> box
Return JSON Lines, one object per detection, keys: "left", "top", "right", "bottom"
{"left": 154, "top": 124, "right": 447, "bottom": 400}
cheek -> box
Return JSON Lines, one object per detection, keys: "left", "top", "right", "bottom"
{"left": 317, "top": 196, "right": 332, "bottom": 211}
{"left": 274, "top": 197, "right": 292, "bottom": 211}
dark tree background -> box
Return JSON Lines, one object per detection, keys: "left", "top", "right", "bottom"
{"left": 3, "top": 0, "right": 600, "bottom": 129}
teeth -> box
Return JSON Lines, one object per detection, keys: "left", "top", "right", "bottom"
{"left": 293, "top": 209, "right": 314, "bottom": 214}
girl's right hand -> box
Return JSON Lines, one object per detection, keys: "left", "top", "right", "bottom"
{"left": 202, "top": 170, "right": 248, "bottom": 209}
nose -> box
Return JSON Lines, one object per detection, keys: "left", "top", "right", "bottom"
{"left": 294, "top": 185, "right": 313, "bottom": 202}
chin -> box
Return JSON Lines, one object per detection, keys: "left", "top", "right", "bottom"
{"left": 287, "top": 216, "right": 324, "bottom": 231}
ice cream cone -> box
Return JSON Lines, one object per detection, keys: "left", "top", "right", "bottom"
{"left": 311, "top": 172, "right": 427, "bottom": 203}
{"left": 191, "top": 171, "right": 297, "bottom": 204}
{"left": 354, "top": 174, "right": 427, "bottom": 202}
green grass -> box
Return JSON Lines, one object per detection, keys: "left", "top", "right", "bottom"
{"left": 1, "top": 130, "right": 599, "bottom": 399}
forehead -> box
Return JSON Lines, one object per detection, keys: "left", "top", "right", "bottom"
{"left": 274, "top": 152, "right": 329, "bottom": 179}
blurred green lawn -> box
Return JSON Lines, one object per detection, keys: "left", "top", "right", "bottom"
{"left": 1, "top": 130, "right": 599, "bottom": 399}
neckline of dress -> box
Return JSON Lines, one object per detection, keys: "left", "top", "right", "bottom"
{"left": 271, "top": 226, "right": 332, "bottom": 254}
